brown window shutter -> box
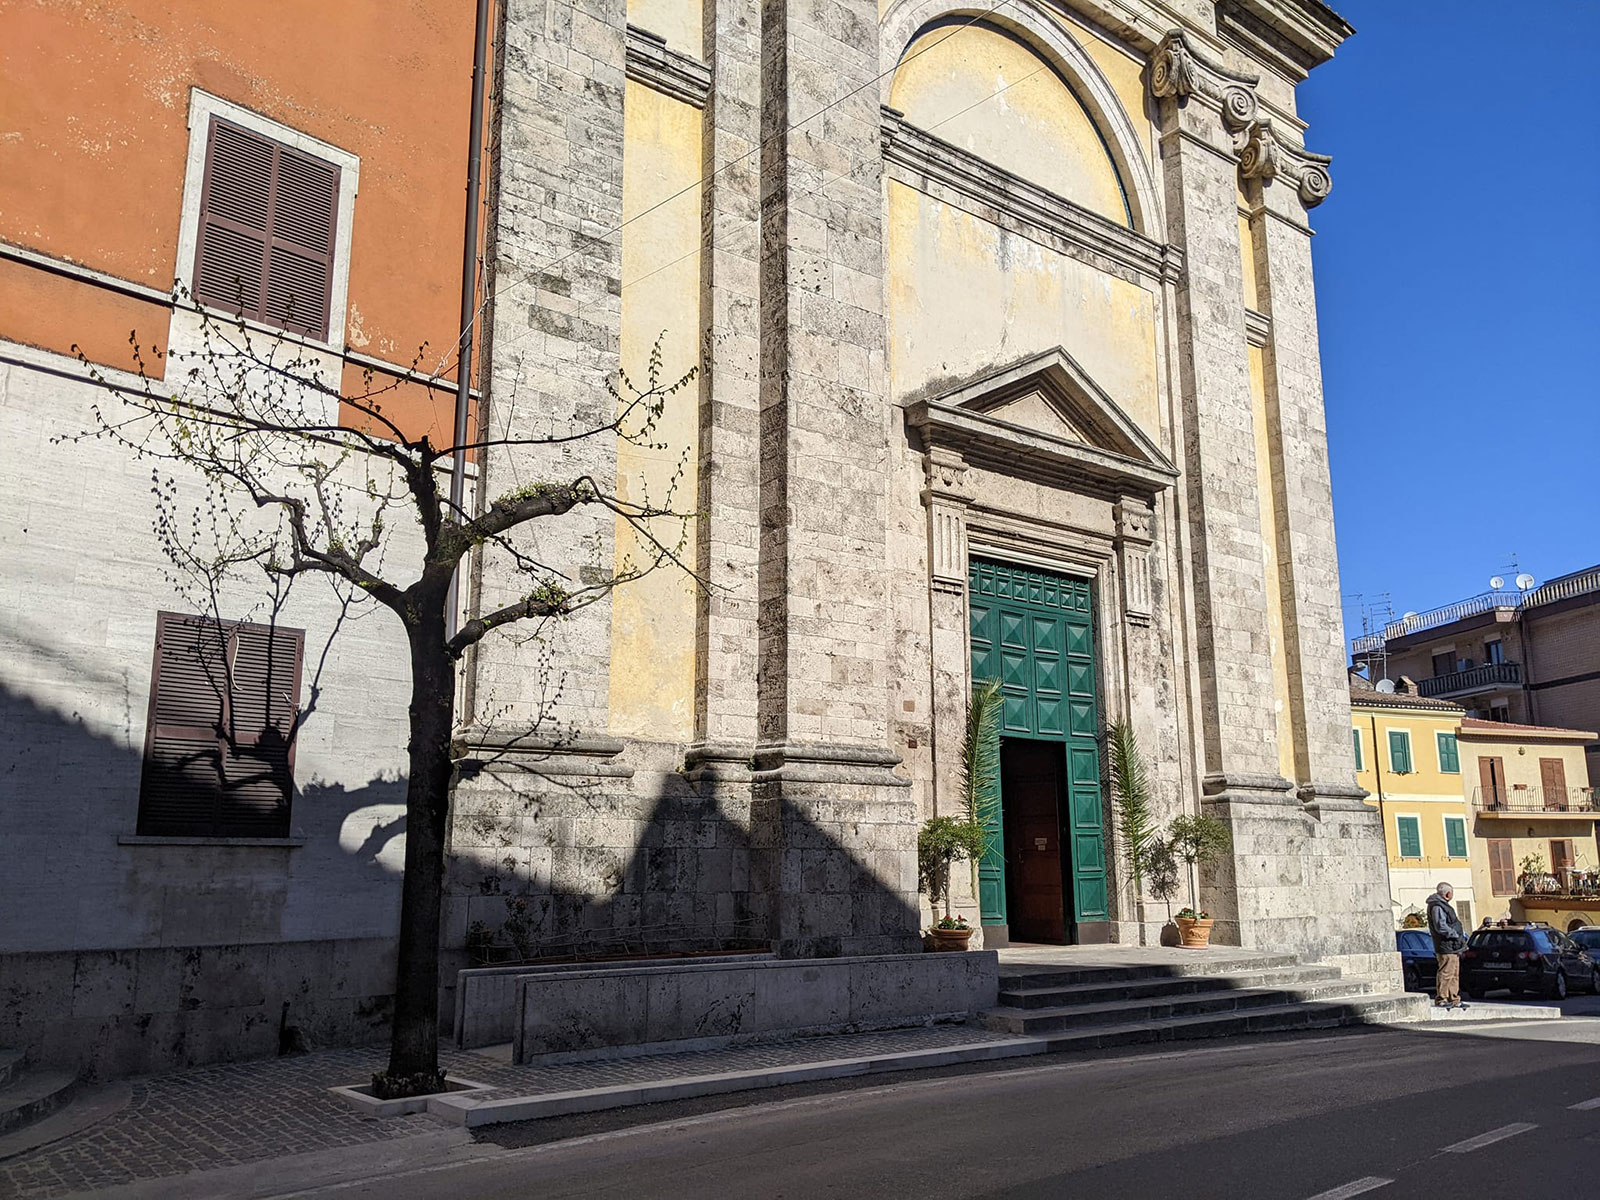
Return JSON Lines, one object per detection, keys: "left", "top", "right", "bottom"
{"left": 192, "top": 117, "right": 340, "bottom": 340}
{"left": 137, "top": 613, "right": 304, "bottom": 838}
{"left": 1488, "top": 839, "right": 1514, "bottom": 896}
{"left": 219, "top": 622, "right": 304, "bottom": 837}
{"left": 1551, "top": 839, "right": 1573, "bottom": 880}
{"left": 1540, "top": 758, "right": 1568, "bottom": 809}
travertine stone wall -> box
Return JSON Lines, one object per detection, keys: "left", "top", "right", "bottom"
{"left": 753, "top": 0, "right": 919, "bottom": 955}
{"left": 1248, "top": 180, "right": 1361, "bottom": 797}
{"left": 1156, "top": 71, "right": 1283, "bottom": 785}
{"left": 473, "top": 0, "right": 630, "bottom": 733}
{"left": 694, "top": 0, "right": 763, "bottom": 751}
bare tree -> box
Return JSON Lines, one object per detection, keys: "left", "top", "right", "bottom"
{"left": 66, "top": 296, "right": 696, "bottom": 1096}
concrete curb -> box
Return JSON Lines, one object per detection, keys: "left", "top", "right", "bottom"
{"left": 1420, "top": 1002, "right": 1563, "bottom": 1022}
{"left": 427, "top": 1037, "right": 1049, "bottom": 1127}
{"left": 329, "top": 1076, "right": 494, "bottom": 1117}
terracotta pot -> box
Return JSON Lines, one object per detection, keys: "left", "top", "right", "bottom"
{"left": 930, "top": 927, "right": 974, "bottom": 952}
{"left": 1175, "top": 917, "right": 1214, "bottom": 948}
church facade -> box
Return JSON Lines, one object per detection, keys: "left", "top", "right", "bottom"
{"left": 447, "top": 0, "right": 1393, "bottom": 978}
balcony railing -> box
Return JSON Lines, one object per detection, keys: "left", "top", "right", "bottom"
{"left": 1472, "top": 786, "right": 1600, "bottom": 815}
{"left": 1351, "top": 567, "right": 1598, "bottom": 655}
{"left": 1518, "top": 871, "right": 1600, "bottom": 904}
{"left": 1418, "top": 661, "right": 1522, "bottom": 697}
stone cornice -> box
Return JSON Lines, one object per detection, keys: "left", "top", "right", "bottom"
{"left": 1151, "top": 28, "right": 1333, "bottom": 209}
{"left": 1218, "top": 0, "right": 1353, "bottom": 82}
{"left": 624, "top": 25, "right": 711, "bottom": 109}
{"left": 881, "top": 107, "right": 1183, "bottom": 287}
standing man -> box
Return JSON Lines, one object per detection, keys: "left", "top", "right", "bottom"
{"left": 1427, "top": 882, "right": 1469, "bottom": 1009}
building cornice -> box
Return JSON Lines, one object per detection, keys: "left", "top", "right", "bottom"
{"left": 623, "top": 26, "right": 711, "bottom": 109}
{"left": 881, "top": 107, "right": 1183, "bottom": 287}
{"left": 1217, "top": 0, "right": 1353, "bottom": 82}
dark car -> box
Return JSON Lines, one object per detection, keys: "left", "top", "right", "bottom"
{"left": 1569, "top": 926, "right": 1600, "bottom": 958}
{"left": 1396, "top": 929, "right": 1437, "bottom": 993}
{"left": 1462, "top": 925, "right": 1600, "bottom": 1000}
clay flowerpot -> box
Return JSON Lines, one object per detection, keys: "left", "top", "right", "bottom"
{"left": 930, "top": 927, "right": 974, "bottom": 952}
{"left": 1175, "top": 917, "right": 1214, "bottom": 948}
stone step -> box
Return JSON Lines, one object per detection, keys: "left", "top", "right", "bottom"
{"left": 996, "top": 952, "right": 1302, "bottom": 990}
{"left": 1025, "top": 992, "right": 1431, "bottom": 1051}
{"left": 0, "top": 1069, "right": 78, "bottom": 1137}
{"left": 997, "top": 964, "right": 1347, "bottom": 1009}
{"left": 983, "top": 979, "right": 1380, "bottom": 1035}
{"left": 0, "top": 1050, "right": 22, "bottom": 1092}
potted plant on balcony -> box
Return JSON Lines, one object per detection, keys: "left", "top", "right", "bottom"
{"left": 1169, "top": 813, "right": 1231, "bottom": 948}
{"left": 918, "top": 679, "right": 1002, "bottom": 950}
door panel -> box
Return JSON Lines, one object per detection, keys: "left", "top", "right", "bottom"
{"left": 969, "top": 558, "right": 1106, "bottom": 936}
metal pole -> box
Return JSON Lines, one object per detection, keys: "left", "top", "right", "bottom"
{"left": 446, "top": 0, "right": 492, "bottom": 640}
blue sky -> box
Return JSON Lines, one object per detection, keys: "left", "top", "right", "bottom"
{"left": 1296, "top": 1, "right": 1599, "bottom": 648}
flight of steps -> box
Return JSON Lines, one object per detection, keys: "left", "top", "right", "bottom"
{"left": 981, "top": 953, "right": 1429, "bottom": 1049}
{"left": 0, "top": 1049, "right": 78, "bottom": 1139}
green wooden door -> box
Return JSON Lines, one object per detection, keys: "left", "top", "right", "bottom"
{"left": 969, "top": 559, "right": 1107, "bottom": 929}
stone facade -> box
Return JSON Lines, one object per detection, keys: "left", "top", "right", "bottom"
{"left": 2, "top": 0, "right": 1398, "bottom": 1078}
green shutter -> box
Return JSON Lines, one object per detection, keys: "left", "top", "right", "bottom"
{"left": 1397, "top": 816, "right": 1422, "bottom": 859}
{"left": 1389, "top": 730, "right": 1412, "bottom": 774}
{"left": 1352, "top": 727, "right": 1363, "bottom": 770}
{"left": 1437, "top": 732, "right": 1459, "bottom": 774}
{"left": 1444, "top": 816, "right": 1467, "bottom": 858}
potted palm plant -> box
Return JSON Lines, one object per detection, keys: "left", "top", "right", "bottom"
{"left": 918, "top": 679, "right": 1002, "bottom": 950}
{"left": 1168, "top": 813, "right": 1231, "bottom": 947}
{"left": 1106, "top": 721, "right": 1182, "bottom": 944}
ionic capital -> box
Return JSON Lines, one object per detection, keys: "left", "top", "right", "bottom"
{"left": 1150, "top": 29, "right": 1260, "bottom": 133}
{"left": 1237, "top": 119, "right": 1334, "bottom": 209}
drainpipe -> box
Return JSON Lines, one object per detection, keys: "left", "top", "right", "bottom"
{"left": 445, "top": 0, "right": 493, "bottom": 641}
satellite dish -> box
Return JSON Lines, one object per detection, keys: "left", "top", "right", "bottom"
{"left": 1375, "top": 679, "right": 1396, "bottom": 694}
{"left": 1402, "top": 611, "right": 1417, "bottom": 620}
{"left": 1516, "top": 574, "right": 1535, "bottom": 590}
{"left": 1489, "top": 576, "right": 1505, "bottom": 590}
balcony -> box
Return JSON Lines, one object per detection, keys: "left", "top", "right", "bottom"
{"left": 1472, "top": 786, "right": 1600, "bottom": 816}
{"left": 1418, "top": 661, "right": 1521, "bottom": 698}
{"left": 1518, "top": 872, "right": 1600, "bottom": 909}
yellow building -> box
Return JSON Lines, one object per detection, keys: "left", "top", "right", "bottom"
{"left": 1350, "top": 676, "right": 1475, "bottom": 926}
{"left": 1459, "top": 719, "right": 1600, "bottom": 931}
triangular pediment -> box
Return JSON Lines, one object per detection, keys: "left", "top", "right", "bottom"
{"left": 905, "top": 348, "right": 1177, "bottom": 496}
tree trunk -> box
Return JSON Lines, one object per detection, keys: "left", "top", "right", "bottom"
{"left": 382, "top": 603, "right": 456, "bottom": 1092}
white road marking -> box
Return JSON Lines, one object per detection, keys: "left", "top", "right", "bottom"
{"left": 1440, "top": 1121, "right": 1537, "bottom": 1153}
{"left": 1305, "top": 1178, "right": 1393, "bottom": 1200}
{"left": 1569, "top": 1096, "right": 1600, "bottom": 1110}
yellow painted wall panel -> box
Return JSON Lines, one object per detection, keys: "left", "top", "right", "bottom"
{"left": 628, "top": 0, "right": 702, "bottom": 57}
{"left": 890, "top": 24, "right": 1130, "bottom": 227}
{"left": 1250, "top": 346, "right": 1296, "bottom": 783}
{"left": 887, "top": 182, "right": 1160, "bottom": 437}
{"left": 610, "top": 82, "right": 702, "bottom": 742}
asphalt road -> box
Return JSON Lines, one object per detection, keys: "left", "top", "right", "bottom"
{"left": 285, "top": 1020, "right": 1600, "bottom": 1200}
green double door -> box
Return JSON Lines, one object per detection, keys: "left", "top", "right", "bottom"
{"left": 969, "top": 559, "right": 1108, "bottom": 943}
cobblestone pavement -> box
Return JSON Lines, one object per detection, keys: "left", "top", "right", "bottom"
{"left": 0, "top": 1024, "right": 1012, "bottom": 1197}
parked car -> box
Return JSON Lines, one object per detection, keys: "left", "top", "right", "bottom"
{"left": 1462, "top": 925, "right": 1600, "bottom": 1000}
{"left": 1396, "top": 929, "right": 1437, "bottom": 993}
{"left": 1568, "top": 926, "right": 1600, "bottom": 958}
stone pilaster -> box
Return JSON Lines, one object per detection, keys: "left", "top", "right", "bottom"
{"left": 690, "top": 0, "right": 763, "bottom": 760}
{"left": 1245, "top": 168, "right": 1358, "bottom": 800}
{"left": 471, "top": 0, "right": 628, "bottom": 732}
{"left": 752, "top": 0, "right": 918, "bottom": 955}
{"left": 923, "top": 448, "right": 974, "bottom": 825}
{"left": 1151, "top": 30, "right": 1285, "bottom": 789}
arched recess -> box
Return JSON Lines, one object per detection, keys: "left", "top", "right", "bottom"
{"left": 880, "top": 0, "right": 1163, "bottom": 240}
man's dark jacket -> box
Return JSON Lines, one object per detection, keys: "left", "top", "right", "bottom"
{"left": 1427, "top": 892, "right": 1467, "bottom": 955}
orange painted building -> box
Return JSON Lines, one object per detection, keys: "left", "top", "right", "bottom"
{"left": 1, "top": 0, "right": 488, "bottom": 439}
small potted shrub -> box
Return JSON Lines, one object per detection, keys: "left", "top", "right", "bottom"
{"left": 1169, "top": 813, "right": 1231, "bottom": 948}
{"left": 919, "top": 815, "right": 988, "bottom": 950}
{"left": 918, "top": 679, "right": 1001, "bottom": 950}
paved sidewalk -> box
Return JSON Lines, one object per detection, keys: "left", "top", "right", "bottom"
{"left": 0, "top": 1025, "right": 1006, "bottom": 1198}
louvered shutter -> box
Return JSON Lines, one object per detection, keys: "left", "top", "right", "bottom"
{"left": 219, "top": 622, "right": 302, "bottom": 836}
{"left": 193, "top": 117, "right": 339, "bottom": 340}
{"left": 1488, "top": 839, "right": 1514, "bottom": 896}
{"left": 138, "top": 614, "right": 231, "bottom": 835}
{"left": 137, "top": 613, "right": 303, "bottom": 837}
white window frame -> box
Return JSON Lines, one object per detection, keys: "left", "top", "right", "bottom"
{"left": 1435, "top": 730, "right": 1459, "bottom": 774}
{"left": 172, "top": 89, "right": 360, "bottom": 354}
{"left": 1388, "top": 728, "right": 1414, "bottom": 774}
{"left": 1395, "top": 813, "right": 1424, "bottom": 860}
{"left": 1441, "top": 814, "right": 1467, "bottom": 860}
